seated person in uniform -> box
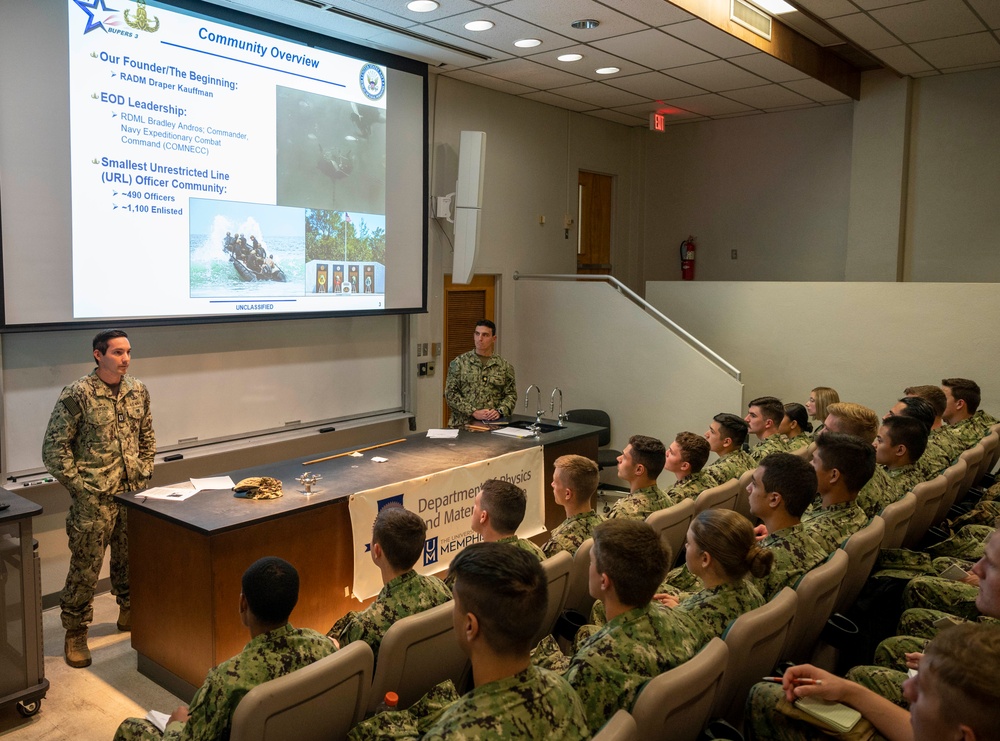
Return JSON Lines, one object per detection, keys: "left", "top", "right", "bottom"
{"left": 702, "top": 413, "right": 755, "bottom": 485}
{"left": 328, "top": 505, "right": 451, "bottom": 663}
{"left": 820, "top": 402, "right": 891, "bottom": 517}
{"left": 542, "top": 454, "right": 602, "bottom": 558}
{"left": 745, "top": 396, "right": 791, "bottom": 462}
{"left": 888, "top": 394, "right": 952, "bottom": 479}
{"left": 605, "top": 434, "right": 670, "bottom": 520}
{"left": 349, "top": 543, "right": 589, "bottom": 741}
{"left": 663, "top": 431, "right": 714, "bottom": 505}
{"left": 747, "top": 452, "right": 829, "bottom": 600}
{"left": 802, "top": 432, "right": 873, "bottom": 552}
{"left": 114, "top": 557, "right": 335, "bottom": 741}
{"left": 806, "top": 386, "right": 840, "bottom": 436}
{"left": 780, "top": 402, "right": 814, "bottom": 450}
{"left": 747, "top": 621, "right": 1000, "bottom": 741}
{"left": 875, "top": 415, "right": 929, "bottom": 502}
{"left": 941, "top": 377, "right": 998, "bottom": 446}
{"left": 468, "top": 478, "right": 546, "bottom": 561}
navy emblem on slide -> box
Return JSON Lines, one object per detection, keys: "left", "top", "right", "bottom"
{"left": 360, "top": 64, "right": 386, "bottom": 101}
{"left": 423, "top": 537, "right": 439, "bottom": 567}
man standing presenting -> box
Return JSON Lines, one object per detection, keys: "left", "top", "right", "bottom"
{"left": 444, "top": 319, "right": 516, "bottom": 427}
{"left": 43, "top": 329, "right": 155, "bottom": 668}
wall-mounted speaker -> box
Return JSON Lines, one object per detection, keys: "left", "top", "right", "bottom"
{"left": 452, "top": 130, "right": 486, "bottom": 284}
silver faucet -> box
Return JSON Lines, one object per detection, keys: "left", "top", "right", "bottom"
{"left": 550, "top": 388, "right": 567, "bottom": 426}
{"left": 524, "top": 384, "right": 543, "bottom": 433}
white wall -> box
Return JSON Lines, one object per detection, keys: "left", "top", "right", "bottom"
{"left": 641, "top": 104, "right": 854, "bottom": 283}
{"left": 647, "top": 281, "right": 1000, "bottom": 420}
{"left": 513, "top": 279, "right": 744, "bottom": 486}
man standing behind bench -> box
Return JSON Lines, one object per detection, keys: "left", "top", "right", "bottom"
{"left": 444, "top": 319, "right": 516, "bottom": 427}
{"left": 42, "top": 329, "right": 156, "bottom": 668}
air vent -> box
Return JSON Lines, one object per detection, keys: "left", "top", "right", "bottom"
{"left": 731, "top": 0, "right": 772, "bottom": 41}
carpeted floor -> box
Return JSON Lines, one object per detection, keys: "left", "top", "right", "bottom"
{"left": 0, "top": 592, "right": 182, "bottom": 740}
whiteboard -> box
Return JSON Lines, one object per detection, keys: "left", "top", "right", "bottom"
{"left": 1, "top": 315, "right": 404, "bottom": 473}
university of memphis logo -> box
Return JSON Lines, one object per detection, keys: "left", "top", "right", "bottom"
{"left": 360, "top": 63, "right": 386, "bottom": 101}
{"left": 423, "top": 537, "right": 439, "bottom": 567}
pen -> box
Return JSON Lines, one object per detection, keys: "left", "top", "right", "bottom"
{"left": 762, "top": 677, "right": 822, "bottom": 685}
{"left": 23, "top": 477, "right": 55, "bottom": 487}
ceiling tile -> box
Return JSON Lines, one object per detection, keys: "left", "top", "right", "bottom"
{"left": 407, "top": 24, "right": 513, "bottom": 61}
{"left": 427, "top": 8, "right": 574, "bottom": 54}
{"left": 967, "top": 0, "right": 1000, "bottom": 29}
{"left": 662, "top": 59, "right": 769, "bottom": 91}
{"left": 790, "top": 0, "right": 859, "bottom": 18}
{"left": 524, "top": 45, "right": 649, "bottom": 80}
{"left": 661, "top": 19, "right": 758, "bottom": 58}
{"left": 442, "top": 68, "right": 538, "bottom": 95}
{"left": 729, "top": 52, "right": 809, "bottom": 82}
{"left": 585, "top": 109, "right": 648, "bottom": 126}
{"left": 777, "top": 11, "right": 846, "bottom": 46}
{"left": 519, "top": 90, "right": 599, "bottom": 111}
{"left": 593, "top": 28, "right": 715, "bottom": 70}
{"left": 663, "top": 93, "right": 757, "bottom": 116}
{"left": 724, "top": 83, "right": 812, "bottom": 108}
{"left": 469, "top": 57, "right": 592, "bottom": 88}
{"left": 601, "top": 0, "right": 694, "bottom": 27}
{"left": 759, "top": 102, "right": 823, "bottom": 113}
{"left": 852, "top": 0, "right": 921, "bottom": 9}
{"left": 351, "top": 0, "right": 478, "bottom": 22}
{"left": 309, "top": 0, "right": 419, "bottom": 28}
{"left": 869, "top": 43, "right": 935, "bottom": 74}
{"left": 870, "top": 0, "right": 985, "bottom": 43}
{"left": 910, "top": 32, "right": 1000, "bottom": 68}
{"left": 828, "top": 12, "right": 901, "bottom": 48}
{"left": 547, "top": 80, "right": 648, "bottom": 106}
{"left": 492, "top": 0, "right": 648, "bottom": 41}
{"left": 781, "top": 76, "right": 852, "bottom": 101}
{"left": 604, "top": 71, "right": 705, "bottom": 99}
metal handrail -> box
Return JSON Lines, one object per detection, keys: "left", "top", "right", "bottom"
{"left": 512, "top": 272, "right": 741, "bottom": 381}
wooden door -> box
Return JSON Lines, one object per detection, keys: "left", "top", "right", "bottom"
{"left": 577, "top": 171, "right": 613, "bottom": 274}
{"left": 442, "top": 274, "right": 496, "bottom": 424}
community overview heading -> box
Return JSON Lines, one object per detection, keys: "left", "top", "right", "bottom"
{"left": 198, "top": 27, "right": 322, "bottom": 69}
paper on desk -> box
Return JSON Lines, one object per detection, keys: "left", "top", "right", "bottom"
{"left": 190, "top": 476, "right": 235, "bottom": 491}
{"left": 146, "top": 710, "right": 170, "bottom": 732}
{"left": 492, "top": 426, "right": 535, "bottom": 438}
{"left": 141, "top": 486, "right": 199, "bottom": 501}
{"left": 427, "top": 428, "right": 459, "bottom": 438}
{"left": 371, "top": 456, "right": 388, "bottom": 463}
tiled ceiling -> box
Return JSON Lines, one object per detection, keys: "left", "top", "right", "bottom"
{"left": 204, "top": 0, "right": 1000, "bottom": 126}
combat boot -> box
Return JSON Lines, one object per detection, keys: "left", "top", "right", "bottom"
{"left": 117, "top": 607, "right": 131, "bottom": 632}
{"left": 65, "top": 628, "right": 92, "bottom": 668}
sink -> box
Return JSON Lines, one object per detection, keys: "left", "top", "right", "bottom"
{"left": 506, "top": 420, "right": 564, "bottom": 434}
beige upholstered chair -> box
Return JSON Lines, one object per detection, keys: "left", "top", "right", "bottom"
{"left": 834, "top": 515, "right": 885, "bottom": 615}
{"left": 646, "top": 498, "right": 697, "bottom": 564}
{"left": 230, "top": 640, "right": 373, "bottom": 741}
{"left": 936, "top": 458, "right": 968, "bottom": 523}
{"left": 694, "top": 478, "right": 741, "bottom": 514}
{"left": 533, "top": 549, "right": 573, "bottom": 645}
{"left": 631, "top": 638, "right": 728, "bottom": 741}
{"left": 734, "top": 469, "right": 755, "bottom": 520}
{"left": 368, "top": 600, "right": 469, "bottom": 714}
{"left": 903, "top": 475, "right": 948, "bottom": 548}
{"left": 879, "top": 492, "right": 917, "bottom": 551}
{"left": 782, "top": 549, "right": 848, "bottom": 664}
{"left": 592, "top": 709, "right": 638, "bottom": 741}
{"left": 565, "top": 538, "right": 595, "bottom": 616}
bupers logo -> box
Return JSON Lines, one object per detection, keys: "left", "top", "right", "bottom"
{"left": 73, "top": 0, "right": 119, "bottom": 34}
{"left": 423, "top": 537, "right": 439, "bottom": 567}
{"left": 360, "top": 64, "right": 386, "bottom": 101}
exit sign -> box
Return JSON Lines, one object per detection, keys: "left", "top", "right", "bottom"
{"left": 649, "top": 112, "right": 666, "bottom": 132}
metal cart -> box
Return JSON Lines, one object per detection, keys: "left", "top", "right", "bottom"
{"left": 0, "top": 488, "right": 48, "bottom": 717}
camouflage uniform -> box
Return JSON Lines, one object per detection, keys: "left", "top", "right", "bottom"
{"left": 785, "top": 434, "right": 812, "bottom": 451}
{"left": 754, "top": 524, "right": 830, "bottom": 601}
{"left": 845, "top": 665, "right": 909, "bottom": 707}
{"left": 944, "top": 411, "right": 994, "bottom": 450}
{"left": 113, "top": 624, "right": 335, "bottom": 741}
{"left": 884, "top": 464, "right": 925, "bottom": 504}
{"left": 444, "top": 350, "right": 516, "bottom": 427}
{"left": 563, "top": 603, "right": 703, "bottom": 733}
{"left": 856, "top": 465, "right": 897, "bottom": 518}
{"left": 901, "top": 574, "right": 980, "bottom": 622}
{"left": 328, "top": 569, "right": 451, "bottom": 663}
{"left": 497, "top": 533, "right": 547, "bottom": 561}
{"left": 672, "top": 578, "right": 766, "bottom": 641}
{"left": 916, "top": 428, "right": 961, "bottom": 480}
{"left": 542, "top": 510, "right": 603, "bottom": 558}
{"left": 42, "top": 370, "right": 155, "bottom": 631}
{"left": 665, "top": 470, "right": 716, "bottom": 506}
{"left": 421, "top": 666, "right": 589, "bottom": 741}
{"left": 927, "top": 524, "right": 994, "bottom": 561}
{"left": 702, "top": 448, "right": 756, "bottom": 486}
{"left": 946, "top": 500, "right": 1000, "bottom": 528}
{"left": 801, "top": 500, "right": 868, "bottom": 552}
{"left": 747, "top": 680, "right": 890, "bottom": 741}
{"left": 749, "top": 434, "right": 791, "bottom": 463}
{"left": 605, "top": 484, "right": 670, "bottom": 521}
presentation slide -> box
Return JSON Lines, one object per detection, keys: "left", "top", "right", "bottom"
{"left": 62, "top": 0, "right": 410, "bottom": 319}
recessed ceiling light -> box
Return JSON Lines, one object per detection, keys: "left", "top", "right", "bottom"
{"left": 557, "top": 53, "right": 583, "bottom": 62}
{"left": 464, "top": 20, "right": 494, "bottom": 32}
{"left": 595, "top": 66, "right": 619, "bottom": 75}
{"left": 571, "top": 19, "right": 600, "bottom": 30}
{"left": 406, "top": 0, "right": 438, "bottom": 12}
{"left": 749, "top": 0, "right": 796, "bottom": 13}
{"left": 514, "top": 38, "right": 542, "bottom": 48}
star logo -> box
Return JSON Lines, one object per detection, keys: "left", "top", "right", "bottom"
{"left": 73, "top": 0, "right": 119, "bottom": 35}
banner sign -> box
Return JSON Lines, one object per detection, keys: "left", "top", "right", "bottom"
{"left": 347, "top": 446, "right": 545, "bottom": 600}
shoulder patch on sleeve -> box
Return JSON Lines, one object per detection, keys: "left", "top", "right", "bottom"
{"left": 62, "top": 396, "right": 82, "bottom": 417}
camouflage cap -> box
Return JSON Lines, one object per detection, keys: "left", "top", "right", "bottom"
{"left": 233, "top": 476, "right": 283, "bottom": 500}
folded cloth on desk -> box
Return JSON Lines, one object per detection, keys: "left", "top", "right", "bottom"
{"left": 233, "top": 476, "right": 283, "bottom": 499}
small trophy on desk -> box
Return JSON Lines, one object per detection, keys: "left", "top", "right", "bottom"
{"left": 296, "top": 472, "right": 323, "bottom": 495}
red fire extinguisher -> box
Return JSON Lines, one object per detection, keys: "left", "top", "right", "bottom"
{"left": 680, "top": 236, "right": 696, "bottom": 280}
